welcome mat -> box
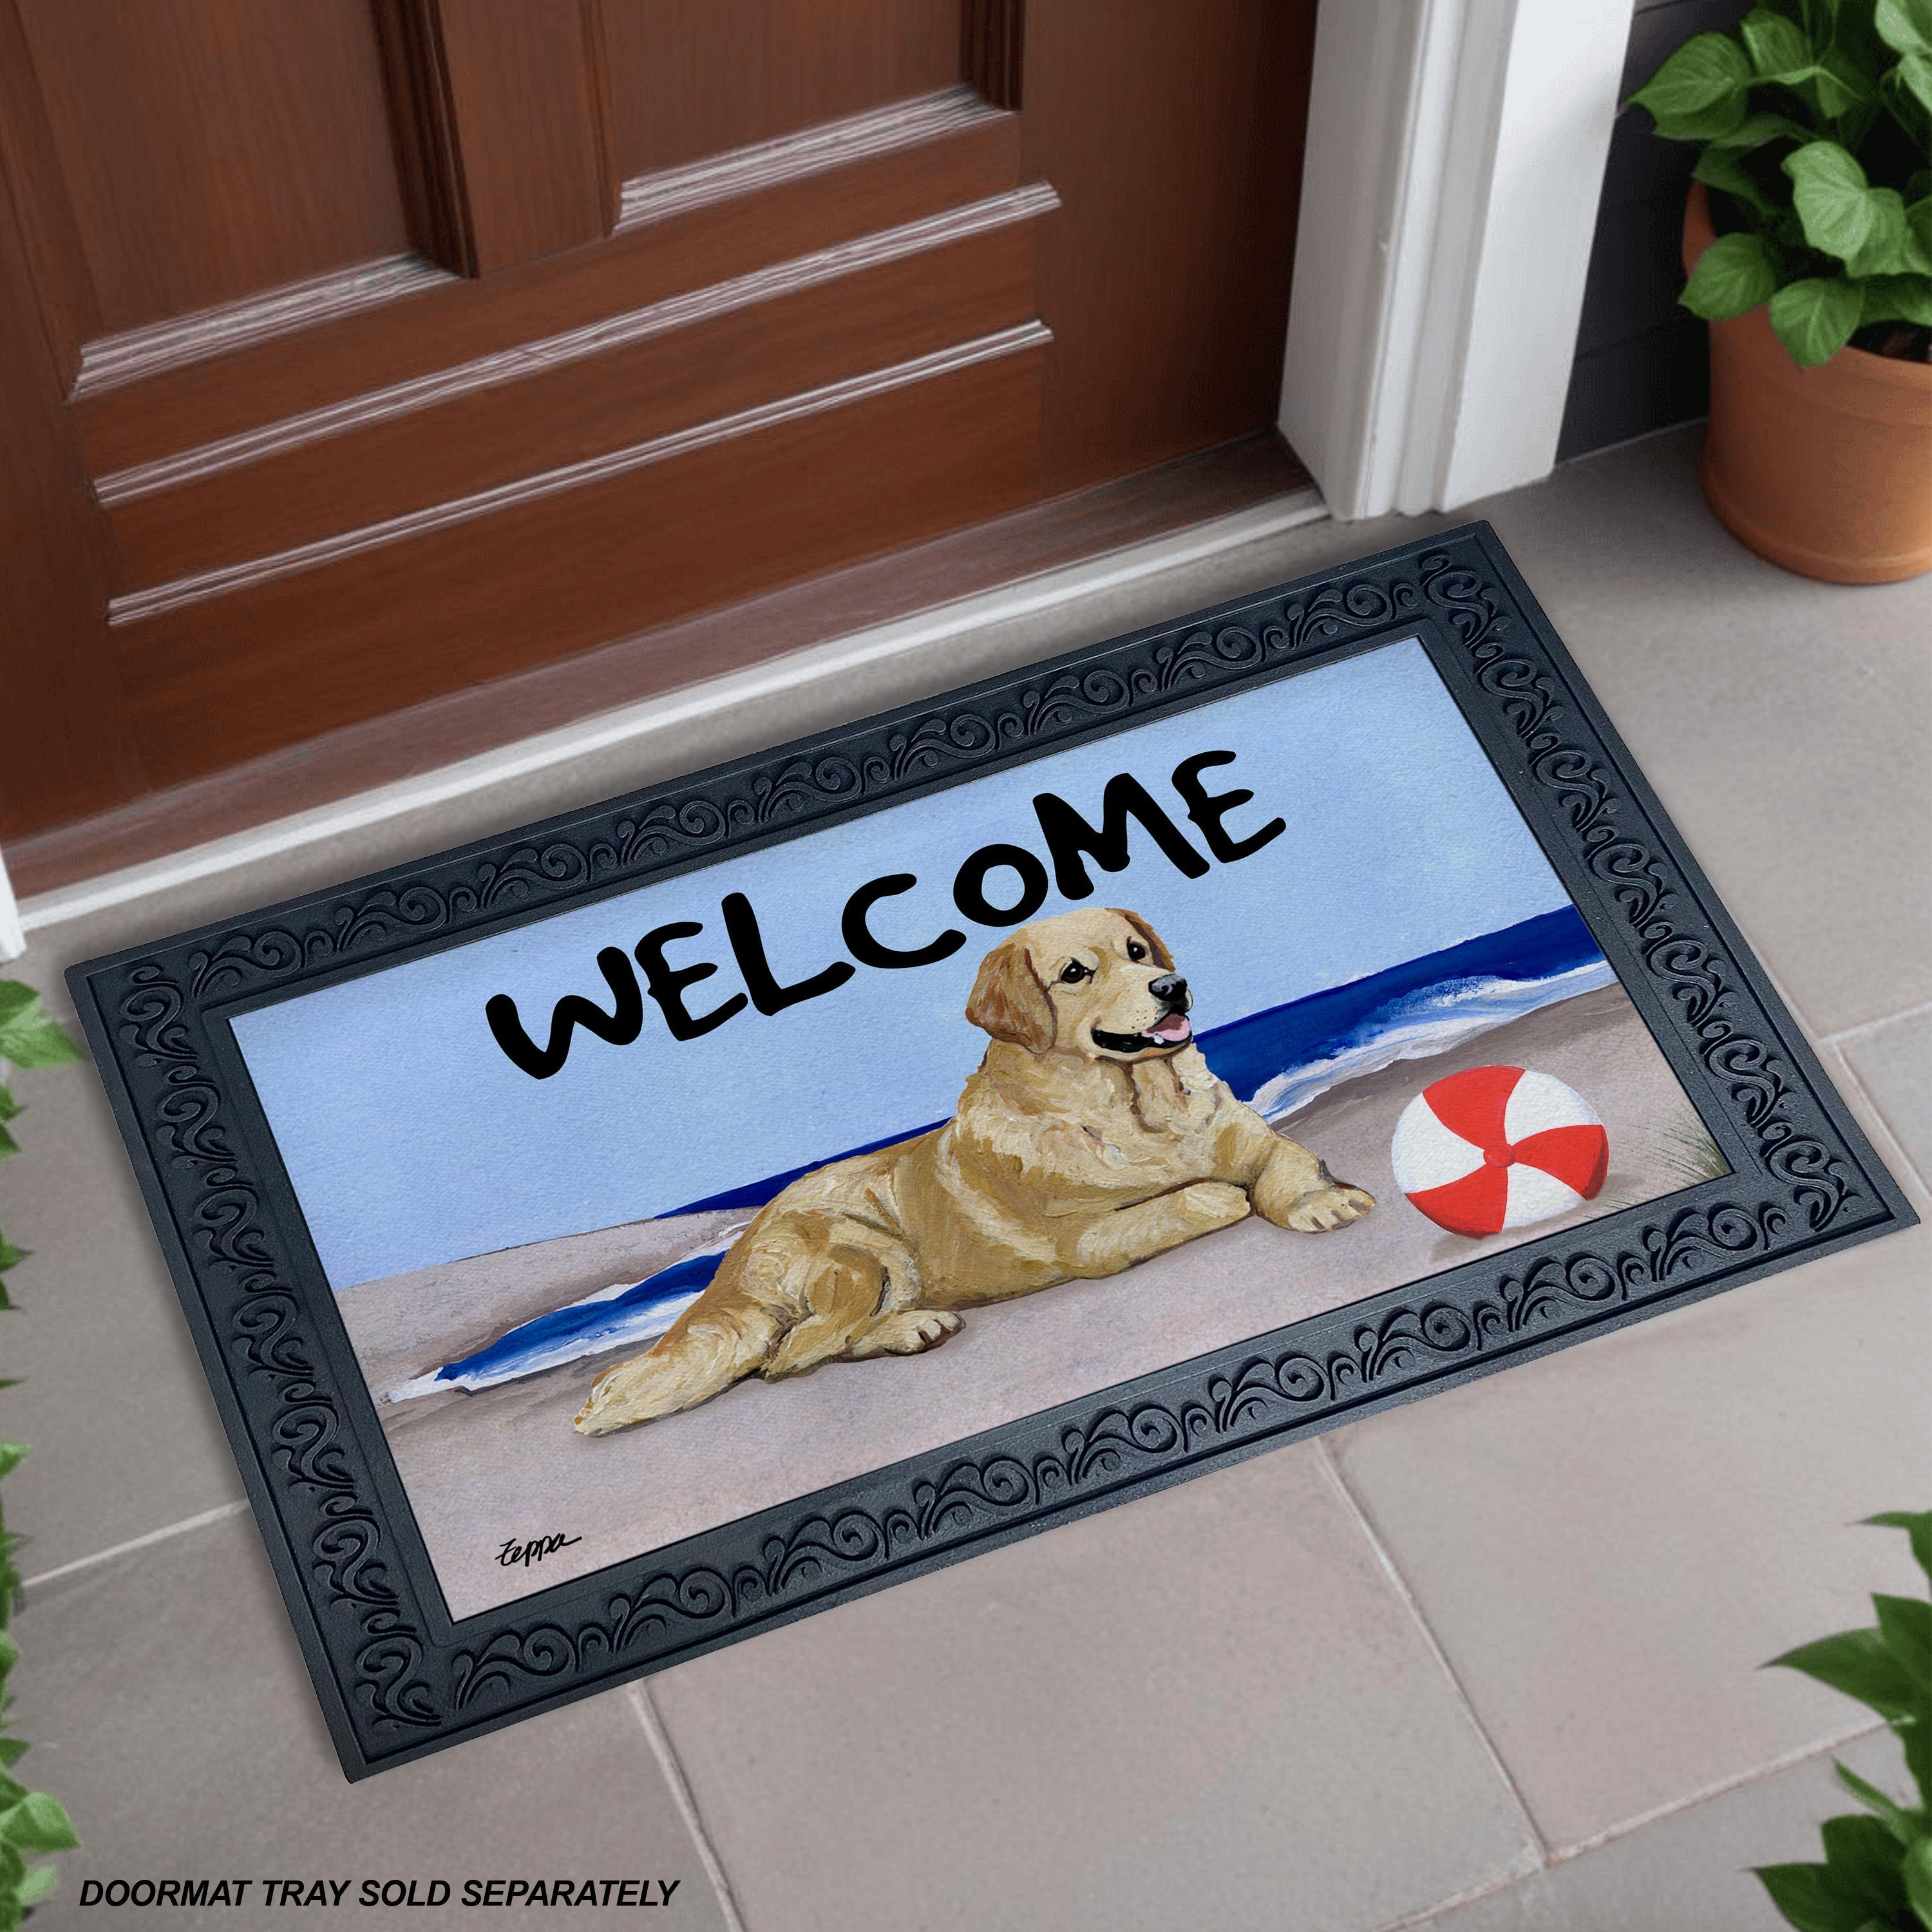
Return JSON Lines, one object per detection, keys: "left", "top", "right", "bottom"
{"left": 71, "top": 523, "right": 1914, "bottom": 1777}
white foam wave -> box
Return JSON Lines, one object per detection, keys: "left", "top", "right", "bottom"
{"left": 387, "top": 1219, "right": 748, "bottom": 1401}
{"left": 1250, "top": 961, "right": 1616, "bottom": 1122}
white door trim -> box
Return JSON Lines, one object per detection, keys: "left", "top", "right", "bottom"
{"left": 0, "top": 848, "right": 22, "bottom": 961}
{"left": 1281, "top": 0, "right": 1634, "bottom": 520}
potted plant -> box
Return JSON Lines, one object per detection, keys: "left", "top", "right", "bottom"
{"left": 1633, "top": 0, "right": 1932, "bottom": 582}
{"left": 1754, "top": 1510, "right": 1932, "bottom": 1931}
{"left": 0, "top": 981, "right": 82, "bottom": 1924}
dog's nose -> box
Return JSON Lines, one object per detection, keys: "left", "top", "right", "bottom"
{"left": 1149, "top": 973, "right": 1189, "bottom": 1010}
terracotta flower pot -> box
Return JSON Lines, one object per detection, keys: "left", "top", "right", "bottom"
{"left": 1685, "top": 180, "right": 1932, "bottom": 583}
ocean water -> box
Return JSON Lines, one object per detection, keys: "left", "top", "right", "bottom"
{"left": 393, "top": 906, "right": 1612, "bottom": 1399}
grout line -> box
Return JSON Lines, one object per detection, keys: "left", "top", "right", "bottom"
{"left": 1824, "top": 994, "right": 1932, "bottom": 1049}
{"left": 1365, "top": 1865, "right": 1532, "bottom": 1932}
{"left": 1316, "top": 1439, "right": 1551, "bottom": 1870}
{"left": 19, "top": 1497, "right": 247, "bottom": 1591}
{"left": 1545, "top": 1715, "right": 1888, "bottom": 1866}
{"left": 626, "top": 1682, "right": 750, "bottom": 1932}
{"left": 1373, "top": 1718, "right": 1888, "bottom": 1932}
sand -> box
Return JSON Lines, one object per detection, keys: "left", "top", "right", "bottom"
{"left": 334, "top": 982, "right": 1721, "bottom": 1620}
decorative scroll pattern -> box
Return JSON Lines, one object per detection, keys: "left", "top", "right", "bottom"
{"left": 80, "top": 529, "right": 1889, "bottom": 1759}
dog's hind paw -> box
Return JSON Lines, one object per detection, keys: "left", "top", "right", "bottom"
{"left": 850, "top": 1309, "right": 964, "bottom": 1358}
{"left": 1282, "top": 1183, "right": 1376, "bottom": 1232}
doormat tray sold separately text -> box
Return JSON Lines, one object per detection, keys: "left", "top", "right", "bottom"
{"left": 71, "top": 524, "right": 1913, "bottom": 1777}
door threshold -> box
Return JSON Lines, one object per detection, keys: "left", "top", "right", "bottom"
{"left": 15, "top": 437, "right": 1325, "bottom": 931}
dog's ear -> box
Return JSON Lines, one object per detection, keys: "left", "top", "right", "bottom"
{"left": 1112, "top": 909, "right": 1175, "bottom": 971}
{"left": 965, "top": 936, "right": 1056, "bottom": 1052}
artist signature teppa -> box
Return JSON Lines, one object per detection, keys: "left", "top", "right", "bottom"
{"left": 496, "top": 1531, "right": 583, "bottom": 1569}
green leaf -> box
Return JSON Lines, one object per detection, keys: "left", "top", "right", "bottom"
{"left": 1849, "top": 188, "right": 1912, "bottom": 275}
{"left": 1877, "top": 1595, "right": 1932, "bottom": 1689}
{"left": 1904, "top": 1719, "right": 1932, "bottom": 1808}
{"left": 0, "top": 986, "right": 80, "bottom": 1074}
{"left": 1878, "top": 0, "right": 1932, "bottom": 55}
{"left": 0, "top": 1792, "right": 77, "bottom": 1853}
{"left": 0, "top": 1742, "right": 26, "bottom": 1770}
{"left": 0, "top": 1090, "right": 17, "bottom": 1126}
{"left": 14, "top": 1862, "right": 54, "bottom": 1906}
{"left": 0, "top": 1448, "right": 24, "bottom": 1484}
{"left": 1819, "top": 1814, "right": 1911, "bottom": 1921}
{"left": 1707, "top": 109, "right": 1815, "bottom": 146}
{"left": 1772, "top": 1627, "right": 1927, "bottom": 1716}
{"left": 1835, "top": 1760, "right": 1924, "bottom": 1842}
{"left": 1808, "top": 52, "right": 1876, "bottom": 121}
{"left": 1889, "top": 52, "right": 1932, "bottom": 133}
{"left": 1697, "top": 144, "right": 1779, "bottom": 215}
{"left": 1769, "top": 276, "right": 1865, "bottom": 363}
{"left": 1785, "top": 140, "right": 1879, "bottom": 260}
{"left": 1684, "top": 230, "right": 1782, "bottom": 317}
{"left": 1870, "top": 1512, "right": 1932, "bottom": 1587}
{"left": 1905, "top": 198, "right": 1932, "bottom": 274}
{"left": 1906, "top": 1835, "right": 1932, "bottom": 1929}
{"left": 1746, "top": 5, "right": 1815, "bottom": 72}
{"left": 1633, "top": 32, "right": 1754, "bottom": 138}
{"left": 0, "top": 1240, "right": 21, "bottom": 1278}
{"left": 1756, "top": 1862, "right": 1880, "bottom": 1932}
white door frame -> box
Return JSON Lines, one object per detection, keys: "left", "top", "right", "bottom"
{"left": 1281, "top": 0, "right": 1634, "bottom": 520}
{"left": 0, "top": 849, "right": 22, "bottom": 961}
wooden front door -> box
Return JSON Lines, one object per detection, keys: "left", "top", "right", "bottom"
{"left": 0, "top": 1, "right": 1314, "bottom": 857}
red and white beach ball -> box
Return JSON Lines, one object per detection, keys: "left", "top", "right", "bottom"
{"left": 1392, "top": 1065, "right": 1609, "bottom": 1238}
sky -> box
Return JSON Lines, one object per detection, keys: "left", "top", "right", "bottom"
{"left": 231, "top": 639, "right": 1574, "bottom": 1289}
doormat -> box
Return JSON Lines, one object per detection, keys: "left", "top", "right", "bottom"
{"left": 71, "top": 523, "right": 1914, "bottom": 1777}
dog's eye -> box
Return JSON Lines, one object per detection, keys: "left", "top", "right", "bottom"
{"left": 1126, "top": 941, "right": 1146, "bottom": 961}
{"left": 1059, "top": 961, "right": 1091, "bottom": 985}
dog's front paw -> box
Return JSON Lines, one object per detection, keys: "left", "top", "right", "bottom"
{"left": 852, "top": 1309, "right": 964, "bottom": 1358}
{"left": 1179, "top": 1181, "right": 1253, "bottom": 1229}
{"left": 1282, "top": 1183, "right": 1375, "bottom": 1232}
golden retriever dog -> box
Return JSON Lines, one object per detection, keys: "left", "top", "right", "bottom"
{"left": 574, "top": 907, "right": 1372, "bottom": 1434}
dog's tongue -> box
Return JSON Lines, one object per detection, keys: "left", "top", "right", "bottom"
{"left": 1148, "top": 1013, "right": 1193, "bottom": 1043}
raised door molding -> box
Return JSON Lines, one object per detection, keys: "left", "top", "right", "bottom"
{"left": 1282, "top": 0, "right": 1634, "bottom": 519}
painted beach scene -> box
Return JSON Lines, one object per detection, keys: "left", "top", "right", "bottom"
{"left": 230, "top": 639, "right": 1725, "bottom": 1619}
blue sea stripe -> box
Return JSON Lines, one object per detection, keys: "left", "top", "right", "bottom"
{"left": 663, "top": 905, "right": 1605, "bottom": 1211}
{"left": 1196, "top": 904, "right": 1600, "bottom": 1103}
{"left": 433, "top": 1249, "right": 725, "bottom": 1383}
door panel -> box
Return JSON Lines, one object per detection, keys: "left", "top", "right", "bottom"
{"left": 15, "top": 0, "right": 409, "bottom": 332}
{"left": 0, "top": 0, "right": 1318, "bottom": 858}
{"left": 105, "top": 216, "right": 1040, "bottom": 589}
{"left": 74, "top": 106, "right": 1022, "bottom": 472}
{"left": 605, "top": 0, "right": 960, "bottom": 175}
{"left": 0, "top": 143, "right": 138, "bottom": 834}
{"left": 378, "top": 0, "right": 616, "bottom": 276}
{"left": 121, "top": 340, "right": 1045, "bottom": 783}
{"left": 1027, "top": 0, "right": 1311, "bottom": 492}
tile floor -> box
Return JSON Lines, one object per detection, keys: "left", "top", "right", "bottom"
{"left": 5, "top": 423, "right": 1928, "bottom": 1929}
